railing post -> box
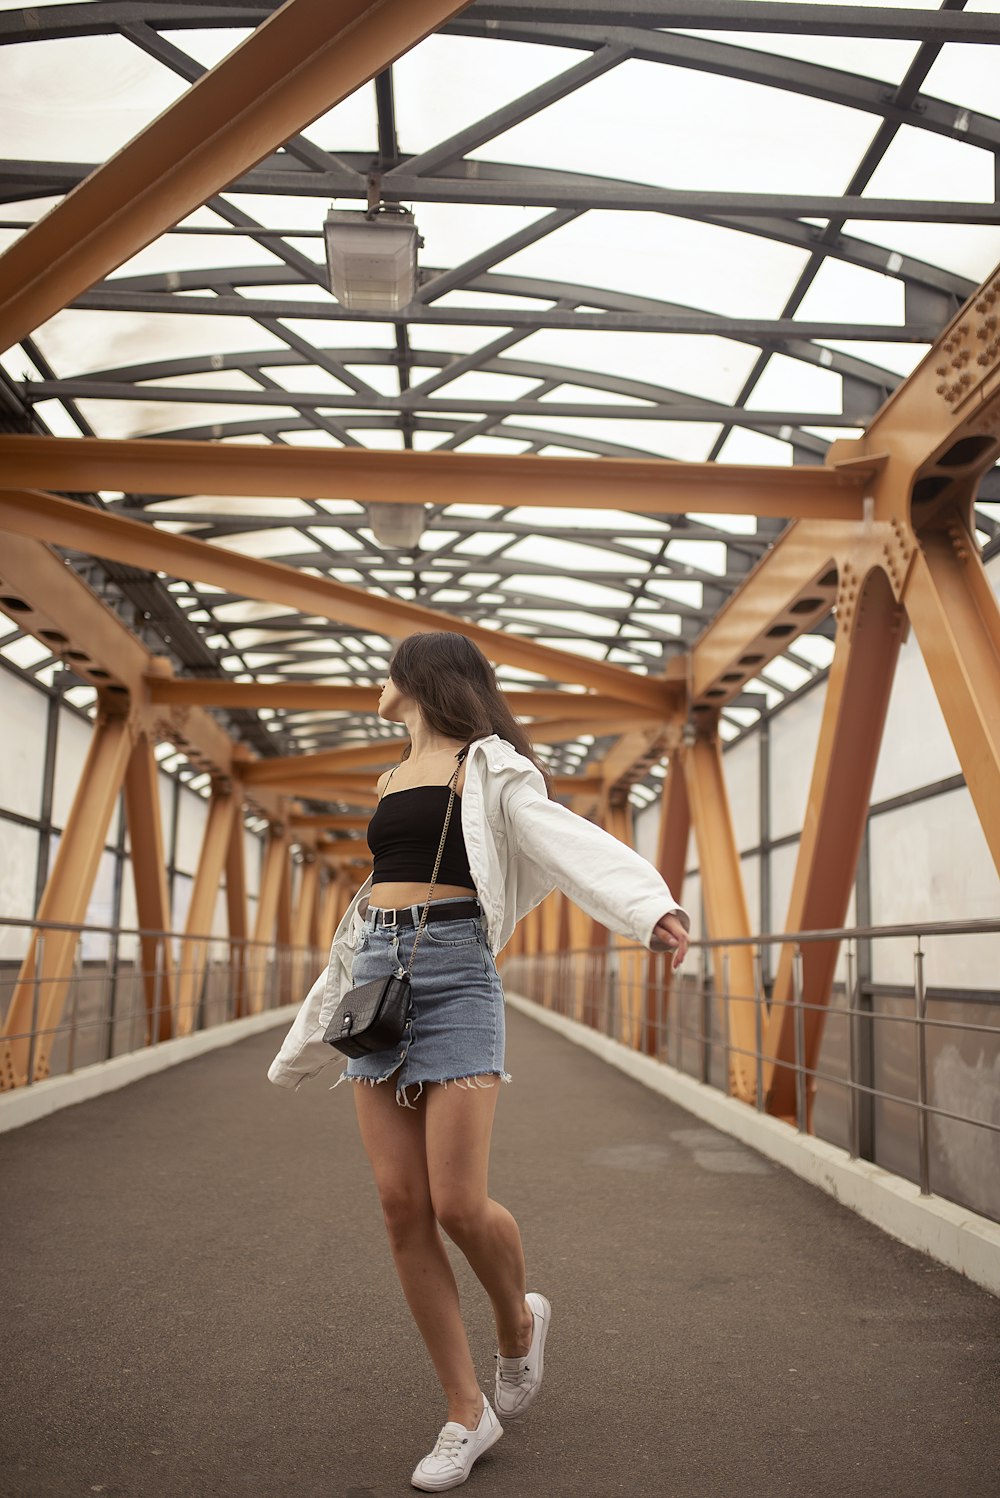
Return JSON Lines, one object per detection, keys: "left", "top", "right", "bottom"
{"left": 752, "top": 945, "right": 765, "bottom": 1113}
{"left": 26, "top": 933, "right": 44, "bottom": 1087}
{"left": 914, "top": 938, "right": 931, "bottom": 1196}
{"left": 792, "top": 945, "right": 806, "bottom": 1133}
{"left": 700, "top": 945, "right": 713, "bottom": 1086}
{"left": 721, "top": 948, "right": 731, "bottom": 1095}
{"left": 846, "top": 939, "right": 860, "bottom": 1161}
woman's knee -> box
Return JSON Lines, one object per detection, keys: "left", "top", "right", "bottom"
{"left": 432, "top": 1191, "right": 489, "bottom": 1243}
{"left": 378, "top": 1183, "right": 434, "bottom": 1247}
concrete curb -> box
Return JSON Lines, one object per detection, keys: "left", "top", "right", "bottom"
{"left": 504, "top": 990, "right": 1000, "bottom": 1299}
{"left": 0, "top": 1005, "right": 300, "bottom": 1134}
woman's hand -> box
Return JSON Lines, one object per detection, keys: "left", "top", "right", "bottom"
{"left": 652, "top": 911, "right": 689, "bottom": 971}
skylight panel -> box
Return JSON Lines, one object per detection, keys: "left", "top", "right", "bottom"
{"left": 794, "top": 259, "right": 905, "bottom": 325}
{"left": 31, "top": 309, "right": 287, "bottom": 379}
{"left": 513, "top": 332, "right": 759, "bottom": 404}
{"left": 443, "top": 435, "right": 534, "bottom": 454}
{"left": 504, "top": 508, "right": 670, "bottom": 532}
{"left": 0, "top": 34, "right": 185, "bottom": 160}
{"left": 840, "top": 221, "right": 1000, "bottom": 282}
{"left": 667, "top": 540, "right": 727, "bottom": 575}
{"left": 158, "top": 27, "right": 254, "bottom": 70}
{"left": 470, "top": 57, "right": 878, "bottom": 197}
{"left": 921, "top": 43, "right": 1000, "bottom": 122}
{"left": 716, "top": 429, "right": 794, "bottom": 465}
{"left": 262, "top": 365, "right": 354, "bottom": 396}
{"left": 452, "top": 534, "right": 510, "bottom": 557}
{"left": 675, "top": 29, "right": 919, "bottom": 84}
{"left": 863, "top": 124, "right": 996, "bottom": 204}
{"left": 74, "top": 400, "right": 290, "bottom": 441}
{"left": 418, "top": 370, "right": 540, "bottom": 402}
{"left": 206, "top": 528, "right": 320, "bottom": 561}
{"left": 514, "top": 415, "right": 721, "bottom": 461}
{"left": 403, "top": 202, "right": 554, "bottom": 279}
{"left": 818, "top": 340, "right": 928, "bottom": 379}
{"left": 501, "top": 535, "right": 639, "bottom": 573}
{"left": 393, "top": 33, "right": 576, "bottom": 154}
{"left": 745, "top": 354, "right": 844, "bottom": 416}
{"left": 109, "top": 232, "right": 289, "bottom": 282}
{"left": 496, "top": 213, "right": 809, "bottom": 319}
{"left": 498, "top": 575, "right": 633, "bottom": 609}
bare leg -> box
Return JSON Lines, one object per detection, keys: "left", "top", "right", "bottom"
{"left": 351, "top": 1083, "right": 483, "bottom": 1428}
{"left": 424, "top": 1079, "right": 535, "bottom": 1364}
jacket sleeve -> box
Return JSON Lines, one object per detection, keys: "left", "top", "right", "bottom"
{"left": 505, "top": 780, "right": 690, "bottom": 950}
{"left": 266, "top": 963, "right": 337, "bottom": 1090}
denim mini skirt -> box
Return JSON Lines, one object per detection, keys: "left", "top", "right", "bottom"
{"left": 331, "top": 896, "right": 509, "bottom": 1109}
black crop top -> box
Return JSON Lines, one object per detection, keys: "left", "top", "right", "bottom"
{"left": 368, "top": 787, "right": 474, "bottom": 888}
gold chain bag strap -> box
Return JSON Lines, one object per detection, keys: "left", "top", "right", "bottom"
{"left": 322, "top": 749, "right": 467, "bottom": 1058}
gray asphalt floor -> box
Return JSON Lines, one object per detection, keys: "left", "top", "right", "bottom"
{"left": 2, "top": 1002, "right": 999, "bottom": 1498}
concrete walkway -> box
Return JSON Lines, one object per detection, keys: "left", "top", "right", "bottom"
{"left": 2, "top": 1003, "right": 999, "bottom": 1498}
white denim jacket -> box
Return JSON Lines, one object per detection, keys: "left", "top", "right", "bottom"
{"left": 267, "top": 733, "right": 689, "bottom": 1091}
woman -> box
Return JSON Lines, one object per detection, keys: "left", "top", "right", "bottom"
{"left": 269, "top": 631, "right": 689, "bottom": 1492}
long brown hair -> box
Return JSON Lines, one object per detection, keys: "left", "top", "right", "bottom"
{"left": 388, "top": 631, "right": 550, "bottom": 789}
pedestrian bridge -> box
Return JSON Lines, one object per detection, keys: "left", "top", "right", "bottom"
{"left": 2, "top": 931, "right": 999, "bottom": 1498}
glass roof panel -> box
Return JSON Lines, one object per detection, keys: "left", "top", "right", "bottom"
{"left": 0, "top": 34, "right": 186, "bottom": 160}
{"left": 495, "top": 213, "right": 811, "bottom": 317}
{"left": 3, "top": 5, "right": 999, "bottom": 781}
{"left": 675, "top": 28, "right": 920, "bottom": 82}
{"left": 468, "top": 58, "right": 880, "bottom": 195}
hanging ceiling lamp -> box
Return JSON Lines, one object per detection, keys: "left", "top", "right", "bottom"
{"left": 323, "top": 204, "right": 422, "bottom": 312}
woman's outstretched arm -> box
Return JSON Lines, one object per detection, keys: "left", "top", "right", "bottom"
{"left": 504, "top": 781, "right": 690, "bottom": 969}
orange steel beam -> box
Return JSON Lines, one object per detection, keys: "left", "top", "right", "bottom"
{"left": 0, "top": 437, "right": 873, "bottom": 519}
{"left": 175, "top": 787, "right": 238, "bottom": 1037}
{"left": 690, "top": 522, "right": 847, "bottom": 705}
{"left": 0, "top": 490, "right": 668, "bottom": 710}
{"left": 226, "top": 798, "right": 251, "bottom": 1020}
{"left": 681, "top": 735, "right": 756, "bottom": 1102}
{"left": 0, "top": 711, "right": 133, "bottom": 1088}
{"left": 291, "top": 812, "right": 371, "bottom": 832}
{"left": 144, "top": 677, "right": 672, "bottom": 723}
{"left": 902, "top": 511, "right": 1000, "bottom": 874}
{"left": 123, "top": 731, "right": 176, "bottom": 1043}
{"left": 318, "top": 870, "right": 341, "bottom": 952}
{"left": 764, "top": 569, "right": 906, "bottom": 1124}
{"left": 0, "top": 533, "right": 245, "bottom": 781}
{"left": 0, "top": 0, "right": 470, "bottom": 353}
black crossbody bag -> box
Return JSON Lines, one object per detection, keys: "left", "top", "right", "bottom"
{"left": 322, "top": 752, "right": 465, "bottom": 1058}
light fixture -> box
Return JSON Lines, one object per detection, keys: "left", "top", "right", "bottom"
{"left": 323, "top": 205, "right": 422, "bottom": 311}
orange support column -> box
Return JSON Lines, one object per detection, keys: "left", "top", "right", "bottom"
{"left": 903, "top": 511, "right": 1000, "bottom": 874}
{"left": 291, "top": 854, "right": 320, "bottom": 1003}
{"left": 318, "top": 867, "right": 341, "bottom": 953}
{"left": 607, "top": 802, "right": 646, "bottom": 1049}
{"left": 682, "top": 733, "right": 756, "bottom": 1101}
{"left": 644, "top": 755, "right": 690, "bottom": 1056}
{"left": 765, "top": 566, "right": 905, "bottom": 1125}
{"left": 175, "top": 786, "right": 237, "bottom": 1037}
{"left": 225, "top": 800, "right": 250, "bottom": 1020}
{"left": 123, "top": 730, "right": 176, "bottom": 1043}
{"left": 1, "top": 709, "right": 132, "bottom": 1087}
{"left": 248, "top": 825, "right": 290, "bottom": 1014}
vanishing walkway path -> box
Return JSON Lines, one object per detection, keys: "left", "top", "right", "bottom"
{"left": 3, "top": 1004, "right": 998, "bottom": 1497}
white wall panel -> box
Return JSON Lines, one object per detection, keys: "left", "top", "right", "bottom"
{"left": 118, "top": 859, "right": 139, "bottom": 960}
{"left": 869, "top": 790, "right": 1000, "bottom": 989}
{"left": 244, "top": 828, "right": 262, "bottom": 898}
{"left": 174, "top": 787, "right": 209, "bottom": 877}
{"left": 740, "top": 852, "right": 761, "bottom": 933}
{"left": 768, "top": 683, "right": 825, "bottom": 840}
{"left": 723, "top": 734, "right": 760, "bottom": 853}
{"left": 0, "top": 670, "right": 46, "bottom": 819}
{"left": 52, "top": 708, "right": 121, "bottom": 844}
{"left": 633, "top": 800, "right": 658, "bottom": 864}
{"left": 870, "top": 630, "right": 962, "bottom": 805}
{"left": 0, "top": 822, "right": 39, "bottom": 960}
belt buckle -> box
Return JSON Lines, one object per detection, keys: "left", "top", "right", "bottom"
{"left": 379, "top": 907, "right": 397, "bottom": 928}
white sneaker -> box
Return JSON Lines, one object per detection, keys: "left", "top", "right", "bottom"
{"left": 493, "top": 1291, "right": 551, "bottom": 1419}
{"left": 410, "top": 1397, "right": 503, "bottom": 1491}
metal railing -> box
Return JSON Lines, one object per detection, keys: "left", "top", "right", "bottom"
{"left": 0, "top": 915, "right": 328, "bottom": 1088}
{"left": 501, "top": 918, "right": 1000, "bottom": 1226}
